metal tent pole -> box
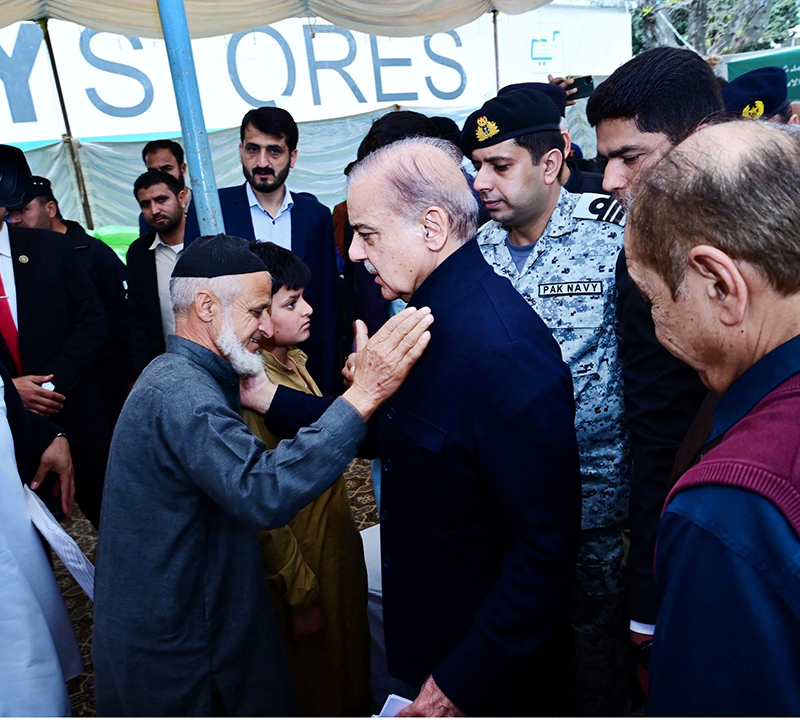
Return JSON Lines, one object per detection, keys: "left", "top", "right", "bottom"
{"left": 38, "top": 19, "right": 95, "bottom": 230}
{"left": 493, "top": 10, "right": 500, "bottom": 93}
{"left": 156, "top": 0, "right": 224, "bottom": 235}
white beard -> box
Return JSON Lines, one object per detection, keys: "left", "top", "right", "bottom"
{"left": 216, "top": 311, "right": 264, "bottom": 377}
{"left": 364, "top": 259, "right": 378, "bottom": 275}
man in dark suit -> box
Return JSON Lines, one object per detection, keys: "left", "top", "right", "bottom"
{"left": 0, "top": 147, "right": 108, "bottom": 528}
{"left": 267, "top": 138, "right": 581, "bottom": 716}
{"left": 7, "top": 176, "right": 131, "bottom": 426}
{"left": 586, "top": 48, "right": 722, "bottom": 683}
{"left": 219, "top": 107, "right": 342, "bottom": 394}
{"left": 138, "top": 139, "right": 201, "bottom": 244}
{"left": 128, "top": 170, "right": 194, "bottom": 378}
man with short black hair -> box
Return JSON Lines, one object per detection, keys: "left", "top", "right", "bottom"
{"left": 128, "top": 170, "right": 190, "bottom": 377}
{"left": 139, "top": 138, "right": 200, "bottom": 243}
{"left": 8, "top": 176, "right": 130, "bottom": 425}
{"left": 463, "top": 88, "right": 630, "bottom": 715}
{"left": 219, "top": 107, "right": 342, "bottom": 394}
{"left": 587, "top": 46, "right": 723, "bottom": 684}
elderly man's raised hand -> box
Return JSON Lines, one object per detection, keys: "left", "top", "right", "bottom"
{"left": 343, "top": 307, "right": 433, "bottom": 420}
{"left": 240, "top": 368, "right": 279, "bottom": 415}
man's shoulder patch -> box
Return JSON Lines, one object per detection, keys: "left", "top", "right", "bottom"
{"left": 572, "top": 193, "right": 626, "bottom": 226}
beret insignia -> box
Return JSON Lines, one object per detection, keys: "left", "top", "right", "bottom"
{"left": 475, "top": 116, "right": 500, "bottom": 142}
{"left": 742, "top": 100, "right": 765, "bottom": 120}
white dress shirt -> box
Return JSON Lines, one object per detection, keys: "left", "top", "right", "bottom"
{"left": 149, "top": 235, "right": 183, "bottom": 342}
{"left": 247, "top": 183, "right": 293, "bottom": 249}
{"left": 0, "top": 222, "right": 18, "bottom": 328}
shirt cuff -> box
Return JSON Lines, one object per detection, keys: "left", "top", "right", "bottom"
{"left": 630, "top": 620, "right": 656, "bottom": 635}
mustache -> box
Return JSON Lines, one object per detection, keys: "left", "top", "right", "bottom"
{"left": 364, "top": 259, "right": 378, "bottom": 275}
{"left": 252, "top": 167, "right": 275, "bottom": 176}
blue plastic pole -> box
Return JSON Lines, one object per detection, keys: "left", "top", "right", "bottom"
{"left": 156, "top": 0, "right": 224, "bottom": 235}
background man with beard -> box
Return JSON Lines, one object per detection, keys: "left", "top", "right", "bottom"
{"left": 586, "top": 47, "right": 723, "bottom": 689}
{"left": 137, "top": 139, "right": 201, "bottom": 243}
{"left": 93, "top": 234, "right": 434, "bottom": 716}
{"left": 220, "top": 107, "right": 342, "bottom": 395}
{"left": 128, "top": 170, "right": 193, "bottom": 378}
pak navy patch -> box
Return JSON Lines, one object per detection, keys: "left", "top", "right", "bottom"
{"left": 539, "top": 280, "right": 604, "bottom": 297}
{"left": 572, "top": 193, "right": 626, "bottom": 226}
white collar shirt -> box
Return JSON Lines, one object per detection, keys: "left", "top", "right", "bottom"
{"left": 246, "top": 183, "right": 293, "bottom": 250}
{"left": 0, "top": 222, "right": 17, "bottom": 328}
{"left": 149, "top": 234, "right": 184, "bottom": 343}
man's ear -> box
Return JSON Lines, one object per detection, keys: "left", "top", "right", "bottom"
{"left": 688, "top": 245, "right": 748, "bottom": 327}
{"left": 45, "top": 200, "right": 58, "bottom": 220}
{"left": 289, "top": 148, "right": 298, "bottom": 169}
{"left": 193, "top": 290, "right": 217, "bottom": 323}
{"left": 421, "top": 206, "right": 448, "bottom": 252}
{"left": 542, "top": 148, "right": 564, "bottom": 186}
{"left": 178, "top": 188, "right": 188, "bottom": 212}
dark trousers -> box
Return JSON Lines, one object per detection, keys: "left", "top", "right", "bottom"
{"left": 50, "top": 377, "right": 111, "bottom": 528}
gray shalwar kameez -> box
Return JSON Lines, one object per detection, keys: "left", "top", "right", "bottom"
{"left": 93, "top": 337, "right": 367, "bottom": 716}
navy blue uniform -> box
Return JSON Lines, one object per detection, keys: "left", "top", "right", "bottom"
{"left": 268, "top": 239, "right": 581, "bottom": 714}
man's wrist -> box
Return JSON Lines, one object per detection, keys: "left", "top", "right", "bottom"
{"left": 630, "top": 620, "right": 656, "bottom": 636}
{"left": 245, "top": 383, "right": 277, "bottom": 415}
{"left": 341, "top": 386, "right": 377, "bottom": 421}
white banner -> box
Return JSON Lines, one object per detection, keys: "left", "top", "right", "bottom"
{"left": 0, "top": 1, "right": 631, "bottom": 146}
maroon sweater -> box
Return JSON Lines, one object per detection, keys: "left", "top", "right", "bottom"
{"left": 665, "top": 373, "right": 800, "bottom": 536}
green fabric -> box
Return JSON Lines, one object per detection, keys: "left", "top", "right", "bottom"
{"left": 727, "top": 48, "right": 800, "bottom": 101}
{"left": 89, "top": 225, "right": 138, "bottom": 263}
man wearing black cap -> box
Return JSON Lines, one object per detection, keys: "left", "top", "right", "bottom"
{"left": 723, "top": 66, "right": 799, "bottom": 125}
{"left": 463, "top": 87, "right": 630, "bottom": 714}
{"left": 92, "top": 234, "right": 433, "bottom": 716}
{"left": 8, "top": 176, "right": 131, "bottom": 425}
{"left": 0, "top": 151, "right": 108, "bottom": 529}
{"left": 498, "top": 81, "right": 609, "bottom": 195}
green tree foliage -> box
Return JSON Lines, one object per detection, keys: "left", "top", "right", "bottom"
{"left": 632, "top": 0, "right": 799, "bottom": 55}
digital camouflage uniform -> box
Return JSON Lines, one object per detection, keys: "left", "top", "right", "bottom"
{"left": 478, "top": 187, "right": 632, "bottom": 714}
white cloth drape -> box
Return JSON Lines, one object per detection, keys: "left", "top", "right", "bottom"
{"left": 0, "top": 375, "right": 82, "bottom": 717}
{"left": 3, "top": 0, "right": 551, "bottom": 39}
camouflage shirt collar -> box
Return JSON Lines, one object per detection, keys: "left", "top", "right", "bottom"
{"left": 479, "top": 186, "right": 576, "bottom": 246}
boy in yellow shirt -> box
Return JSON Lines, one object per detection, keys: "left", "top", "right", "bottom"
{"left": 242, "top": 242, "right": 369, "bottom": 716}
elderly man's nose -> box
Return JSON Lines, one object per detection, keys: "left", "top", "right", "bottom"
{"left": 349, "top": 235, "right": 367, "bottom": 262}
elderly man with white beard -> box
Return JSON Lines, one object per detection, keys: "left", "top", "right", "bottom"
{"left": 92, "top": 235, "right": 433, "bottom": 716}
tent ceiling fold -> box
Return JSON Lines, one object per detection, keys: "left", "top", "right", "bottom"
{"left": 7, "top": 0, "right": 552, "bottom": 38}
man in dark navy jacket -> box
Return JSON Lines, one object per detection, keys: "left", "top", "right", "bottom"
{"left": 266, "top": 137, "right": 581, "bottom": 716}
{"left": 219, "top": 107, "right": 341, "bottom": 394}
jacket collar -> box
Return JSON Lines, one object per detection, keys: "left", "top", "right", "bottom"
{"left": 710, "top": 333, "right": 800, "bottom": 443}
{"left": 166, "top": 335, "right": 240, "bottom": 405}
{"left": 408, "top": 238, "right": 492, "bottom": 317}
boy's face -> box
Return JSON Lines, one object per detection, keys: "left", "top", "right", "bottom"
{"left": 262, "top": 286, "right": 312, "bottom": 348}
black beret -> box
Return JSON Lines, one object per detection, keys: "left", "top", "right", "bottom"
{"left": 722, "top": 66, "right": 790, "bottom": 119}
{"left": 499, "top": 82, "right": 568, "bottom": 117}
{"left": 0, "top": 144, "right": 32, "bottom": 207}
{"left": 461, "top": 89, "right": 562, "bottom": 157}
{"left": 172, "top": 234, "right": 268, "bottom": 278}
{"left": 7, "top": 176, "right": 55, "bottom": 210}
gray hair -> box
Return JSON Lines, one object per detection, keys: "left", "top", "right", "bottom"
{"left": 347, "top": 136, "right": 479, "bottom": 245}
{"left": 170, "top": 275, "right": 249, "bottom": 316}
